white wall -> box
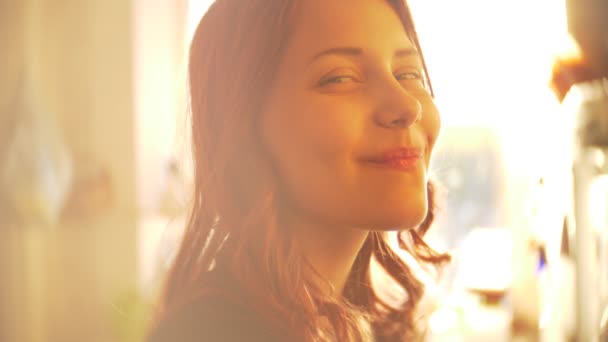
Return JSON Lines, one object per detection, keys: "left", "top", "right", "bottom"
{"left": 1, "top": 0, "right": 140, "bottom": 340}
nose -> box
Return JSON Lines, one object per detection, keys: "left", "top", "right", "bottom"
{"left": 373, "top": 81, "right": 422, "bottom": 129}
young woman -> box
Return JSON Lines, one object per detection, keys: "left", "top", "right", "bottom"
{"left": 148, "top": 0, "right": 449, "bottom": 340}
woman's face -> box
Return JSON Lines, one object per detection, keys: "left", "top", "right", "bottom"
{"left": 260, "top": 0, "right": 440, "bottom": 230}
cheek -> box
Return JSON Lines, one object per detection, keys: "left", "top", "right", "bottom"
{"left": 265, "top": 101, "right": 361, "bottom": 165}
{"left": 421, "top": 99, "right": 441, "bottom": 164}
{"left": 260, "top": 96, "right": 364, "bottom": 207}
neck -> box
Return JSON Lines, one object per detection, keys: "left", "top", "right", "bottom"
{"left": 285, "top": 211, "right": 370, "bottom": 297}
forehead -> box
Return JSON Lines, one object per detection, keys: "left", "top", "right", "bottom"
{"left": 289, "top": 0, "right": 412, "bottom": 55}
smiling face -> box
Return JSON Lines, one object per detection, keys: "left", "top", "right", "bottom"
{"left": 259, "top": 0, "right": 440, "bottom": 231}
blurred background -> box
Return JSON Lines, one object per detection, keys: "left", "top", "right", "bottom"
{"left": 0, "top": 0, "right": 606, "bottom": 341}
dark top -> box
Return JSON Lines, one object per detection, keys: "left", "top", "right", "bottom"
{"left": 147, "top": 294, "right": 285, "bottom": 342}
{"left": 147, "top": 268, "right": 287, "bottom": 342}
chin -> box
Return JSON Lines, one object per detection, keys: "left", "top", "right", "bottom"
{"left": 371, "top": 203, "right": 428, "bottom": 231}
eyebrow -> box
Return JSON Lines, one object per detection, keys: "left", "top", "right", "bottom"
{"left": 308, "top": 47, "right": 419, "bottom": 64}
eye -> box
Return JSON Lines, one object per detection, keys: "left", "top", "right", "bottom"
{"left": 318, "top": 75, "right": 358, "bottom": 87}
{"left": 395, "top": 71, "right": 424, "bottom": 82}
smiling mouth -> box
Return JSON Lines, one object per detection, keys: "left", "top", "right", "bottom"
{"left": 363, "top": 156, "right": 421, "bottom": 171}
{"left": 361, "top": 147, "right": 423, "bottom": 171}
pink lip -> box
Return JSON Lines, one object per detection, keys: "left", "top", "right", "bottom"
{"left": 361, "top": 147, "right": 423, "bottom": 171}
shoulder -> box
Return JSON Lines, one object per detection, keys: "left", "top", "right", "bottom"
{"left": 147, "top": 294, "right": 283, "bottom": 342}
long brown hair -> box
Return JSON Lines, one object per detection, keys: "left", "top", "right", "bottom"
{"left": 155, "top": 0, "right": 449, "bottom": 340}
